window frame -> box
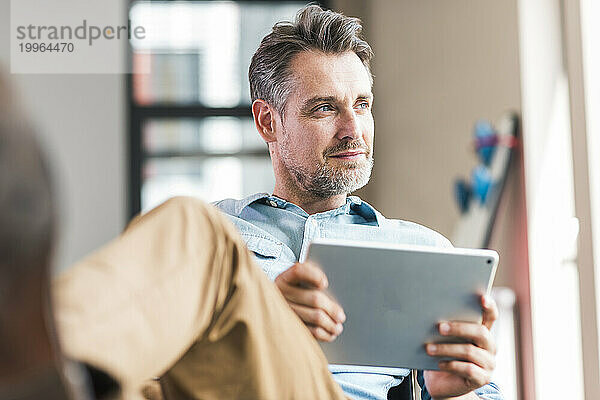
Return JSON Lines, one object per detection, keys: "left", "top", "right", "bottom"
{"left": 127, "top": 0, "right": 328, "bottom": 218}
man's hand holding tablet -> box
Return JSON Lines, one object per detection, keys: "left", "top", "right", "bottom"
{"left": 423, "top": 294, "right": 499, "bottom": 399}
{"left": 275, "top": 261, "right": 347, "bottom": 342}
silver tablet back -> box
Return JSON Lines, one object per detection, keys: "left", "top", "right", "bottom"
{"left": 307, "top": 239, "right": 498, "bottom": 371}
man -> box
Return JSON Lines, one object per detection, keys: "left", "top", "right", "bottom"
{"left": 215, "top": 5, "right": 502, "bottom": 400}
{"left": 52, "top": 5, "right": 501, "bottom": 400}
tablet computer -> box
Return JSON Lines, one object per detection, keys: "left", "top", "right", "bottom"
{"left": 306, "top": 238, "right": 498, "bottom": 371}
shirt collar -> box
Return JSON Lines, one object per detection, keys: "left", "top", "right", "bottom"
{"left": 348, "top": 196, "right": 381, "bottom": 225}
{"left": 228, "top": 192, "right": 270, "bottom": 216}
{"left": 238, "top": 192, "right": 381, "bottom": 226}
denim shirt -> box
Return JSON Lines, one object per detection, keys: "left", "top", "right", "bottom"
{"left": 215, "top": 193, "right": 503, "bottom": 400}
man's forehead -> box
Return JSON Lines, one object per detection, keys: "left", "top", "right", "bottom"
{"left": 288, "top": 51, "right": 372, "bottom": 101}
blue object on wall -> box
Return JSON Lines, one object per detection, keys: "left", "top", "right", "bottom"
{"left": 474, "top": 120, "right": 496, "bottom": 166}
{"left": 471, "top": 165, "right": 492, "bottom": 204}
{"left": 454, "top": 179, "right": 472, "bottom": 214}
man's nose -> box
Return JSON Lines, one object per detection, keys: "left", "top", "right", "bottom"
{"left": 336, "top": 109, "right": 361, "bottom": 141}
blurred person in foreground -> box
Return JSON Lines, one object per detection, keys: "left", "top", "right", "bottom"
{"left": 0, "top": 74, "right": 120, "bottom": 399}
{"left": 0, "top": 72, "right": 65, "bottom": 400}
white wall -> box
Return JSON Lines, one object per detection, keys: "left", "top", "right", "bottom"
{"left": 0, "top": 0, "right": 126, "bottom": 271}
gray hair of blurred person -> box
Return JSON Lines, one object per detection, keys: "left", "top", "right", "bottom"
{"left": 0, "top": 74, "right": 54, "bottom": 314}
{"left": 248, "top": 4, "right": 374, "bottom": 116}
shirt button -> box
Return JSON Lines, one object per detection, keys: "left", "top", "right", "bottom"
{"left": 268, "top": 200, "right": 278, "bottom": 208}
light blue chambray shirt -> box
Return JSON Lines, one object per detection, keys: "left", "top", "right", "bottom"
{"left": 214, "top": 193, "right": 503, "bottom": 400}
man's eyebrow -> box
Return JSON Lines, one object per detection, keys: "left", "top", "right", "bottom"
{"left": 300, "top": 93, "right": 374, "bottom": 110}
{"left": 300, "top": 96, "right": 337, "bottom": 110}
{"left": 356, "top": 93, "right": 374, "bottom": 101}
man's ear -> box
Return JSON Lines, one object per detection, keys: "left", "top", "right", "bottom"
{"left": 252, "top": 99, "right": 278, "bottom": 143}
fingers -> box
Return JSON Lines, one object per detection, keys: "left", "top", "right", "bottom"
{"left": 481, "top": 294, "right": 499, "bottom": 331}
{"left": 422, "top": 295, "right": 499, "bottom": 394}
{"left": 437, "top": 360, "right": 492, "bottom": 388}
{"left": 274, "top": 262, "right": 346, "bottom": 342}
{"left": 437, "top": 321, "right": 496, "bottom": 354}
{"left": 426, "top": 343, "right": 495, "bottom": 371}
{"left": 426, "top": 317, "right": 497, "bottom": 388}
{"left": 308, "top": 325, "right": 339, "bottom": 342}
{"left": 289, "top": 302, "right": 344, "bottom": 338}
{"left": 278, "top": 261, "right": 328, "bottom": 289}
{"left": 280, "top": 283, "right": 346, "bottom": 324}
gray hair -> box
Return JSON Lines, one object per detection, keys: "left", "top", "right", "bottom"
{"left": 249, "top": 4, "right": 373, "bottom": 115}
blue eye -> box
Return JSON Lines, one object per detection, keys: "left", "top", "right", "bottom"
{"left": 356, "top": 102, "right": 369, "bottom": 109}
{"left": 315, "top": 104, "right": 334, "bottom": 112}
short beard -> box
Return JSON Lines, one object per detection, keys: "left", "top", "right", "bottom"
{"left": 279, "top": 130, "right": 374, "bottom": 198}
